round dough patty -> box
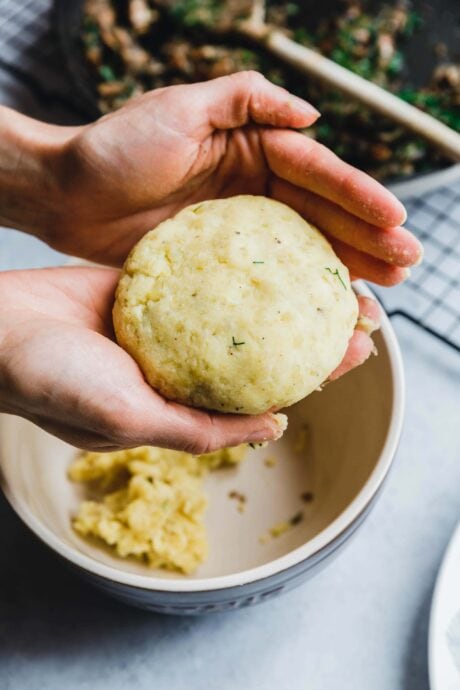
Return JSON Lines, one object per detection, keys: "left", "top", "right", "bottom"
{"left": 113, "top": 196, "right": 358, "bottom": 414}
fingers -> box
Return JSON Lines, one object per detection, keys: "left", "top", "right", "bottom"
{"left": 134, "top": 401, "right": 288, "bottom": 454}
{"left": 272, "top": 179, "right": 422, "bottom": 268}
{"left": 328, "top": 237, "right": 410, "bottom": 286}
{"left": 328, "top": 296, "right": 380, "bottom": 381}
{"left": 262, "top": 128, "right": 407, "bottom": 227}
{"left": 194, "top": 71, "right": 320, "bottom": 131}
{"left": 35, "top": 406, "right": 285, "bottom": 455}
{"left": 328, "top": 329, "right": 375, "bottom": 382}
{"left": 112, "top": 384, "right": 287, "bottom": 453}
{"left": 356, "top": 296, "right": 381, "bottom": 334}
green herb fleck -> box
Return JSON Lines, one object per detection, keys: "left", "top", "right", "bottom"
{"left": 252, "top": 261, "right": 265, "bottom": 264}
{"left": 232, "top": 337, "right": 246, "bottom": 347}
{"left": 249, "top": 442, "right": 264, "bottom": 450}
{"left": 192, "top": 204, "right": 204, "bottom": 214}
{"left": 99, "top": 65, "right": 116, "bottom": 82}
{"left": 325, "top": 267, "right": 347, "bottom": 290}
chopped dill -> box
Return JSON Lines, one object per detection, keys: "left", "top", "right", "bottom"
{"left": 325, "top": 267, "right": 347, "bottom": 290}
{"left": 252, "top": 261, "right": 265, "bottom": 264}
{"left": 231, "top": 336, "right": 246, "bottom": 347}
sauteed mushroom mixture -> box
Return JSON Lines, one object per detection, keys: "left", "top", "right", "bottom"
{"left": 82, "top": 0, "right": 460, "bottom": 179}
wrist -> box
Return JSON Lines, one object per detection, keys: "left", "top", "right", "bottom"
{"left": 0, "top": 106, "right": 80, "bottom": 242}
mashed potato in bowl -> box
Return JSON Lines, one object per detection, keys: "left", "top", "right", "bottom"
{"left": 113, "top": 195, "right": 358, "bottom": 414}
{"left": 69, "top": 445, "right": 247, "bottom": 574}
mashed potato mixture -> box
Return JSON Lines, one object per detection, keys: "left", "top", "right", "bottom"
{"left": 113, "top": 196, "right": 358, "bottom": 414}
{"left": 69, "top": 445, "right": 247, "bottom": 574}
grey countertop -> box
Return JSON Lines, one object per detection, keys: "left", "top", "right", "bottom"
{"left": 0, "top": 228, "right": 459, "bottom": 690}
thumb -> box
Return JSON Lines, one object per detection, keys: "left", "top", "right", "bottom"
{"left": 122, "top": 392, "right": 288, "bottom": 454}
{"left": 193, "top": 70, "right": 320, "bottom": 131}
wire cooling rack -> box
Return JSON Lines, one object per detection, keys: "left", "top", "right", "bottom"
{"left": 375, "top": 168, "right": 460, "bottom": 353}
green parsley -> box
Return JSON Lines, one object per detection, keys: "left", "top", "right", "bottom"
{"left": 99, "top": 64, "right": 116, "bottom": 82}
{"left": 252, "top": 261, "right": 265, "bottom": 264}
{"left": 325, "top": 267, "right": 347, "bottom": 290}
{"left": 232, "top": 337, "right": 246, "bottom": 347}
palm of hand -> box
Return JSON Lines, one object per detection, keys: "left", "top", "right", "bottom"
{"left": 0, "top": 267, "right": 281, "bottom": 451}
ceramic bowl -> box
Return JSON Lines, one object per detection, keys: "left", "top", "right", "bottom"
{"left": 0, "top": 283, "right": 404, "bottom": 615}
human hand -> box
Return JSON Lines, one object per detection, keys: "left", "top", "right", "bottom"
{"left": 29, "top": 71, "right": 421, "bottom": 283}
{"left": 0, "top": 266, "right": 376, "bottom": 451}
{"left": 0, "top": 266, "right": 287, "bottom": 451}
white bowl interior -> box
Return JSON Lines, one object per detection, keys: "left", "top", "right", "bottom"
{"left": 0, "top": 328, "right": 394, "bottom": 582}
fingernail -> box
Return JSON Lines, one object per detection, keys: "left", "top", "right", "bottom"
{"left": 245, "top": 413, "right": 288, "bottom": 445}
{"left": 245, "top": 430, "right": 272, "bottom": 444}
{"left": 401, "top": 205, "right": 408, "bottom": 224}
{"left": 290, "top": 97, "right": 320, "bottom": 118}
{"left": 356, "top": 314, "right": 380, "bottom": 335}
{"left": 269, "top": 413, "right": 288, "bottom": 440}
{"left": 402, "top": 268, "right": 411, "bottom": 281}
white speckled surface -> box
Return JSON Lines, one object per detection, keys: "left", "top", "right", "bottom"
{"left": 0, "top": 228, "right": 459, "bottom": 690}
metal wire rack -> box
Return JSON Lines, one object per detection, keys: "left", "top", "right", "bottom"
{"left": 376, "top": 174, "right": 460, "bottom": 353}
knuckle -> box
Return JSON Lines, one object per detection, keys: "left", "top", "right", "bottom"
{"left": 232, "top": 70, "right": 265, "bottom": 89}
{"left": 181, "top": 421, "right": 222, "bottom": 456}
{"left": 339, "top": 166, "right": 361, "bottom": 196}
{"left": 182, "top": 435, "right": 214, "bottom": 456}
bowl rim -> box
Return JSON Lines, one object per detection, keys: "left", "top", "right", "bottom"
{"left": 0, "top": 282, "right": 405, "bottom": 593}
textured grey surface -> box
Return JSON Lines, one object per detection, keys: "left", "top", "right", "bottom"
{"left": 1, "top": 2, "right": 460, "bottom": 688}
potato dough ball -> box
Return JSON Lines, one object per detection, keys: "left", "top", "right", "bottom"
{"left": 113, "top": 196, "right": 358, "bottom": 414}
